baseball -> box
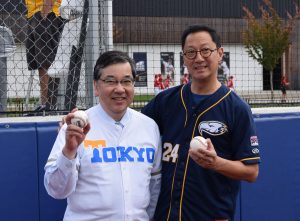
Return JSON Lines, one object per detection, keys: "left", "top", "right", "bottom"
{"left": 71, "top": 110, "right": 89, "bottom": 128}
{"left": 190, "top": 136, "right": 208, "bottom": 150}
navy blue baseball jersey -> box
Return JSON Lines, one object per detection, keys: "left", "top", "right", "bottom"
{"left": 142, "top": 83, "right": 260, "bottom": 221}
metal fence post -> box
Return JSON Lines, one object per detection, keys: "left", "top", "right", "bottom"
{"left": 0, "top": 26, "right": 16, "bottom": 112}
{"left": 0, "top": 57, "right": 7, "bottom": 112}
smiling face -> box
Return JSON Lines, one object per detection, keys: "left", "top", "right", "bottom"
{"left": 93, "top": 62, "right": 134, "bottom": 121}
{"left": 183, "top": 31, "right": 224, "bottom": 84}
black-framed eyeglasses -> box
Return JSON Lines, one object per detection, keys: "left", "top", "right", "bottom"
{"left": 183, "top": 48, "right": 218, "bottom": 59}
{"left": 99, "top": 77, "right": 135, "bottom": 87}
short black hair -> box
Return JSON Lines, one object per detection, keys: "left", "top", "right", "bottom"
{"left": 93, "top": 50, "right": 136, "bottom": 81}
{"left": 181, "top": 25, "right": 221, "bottom": 49}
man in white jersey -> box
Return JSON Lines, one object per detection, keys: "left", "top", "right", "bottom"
{"left": 44, "top": 51, "right": 162, "bottom": 221}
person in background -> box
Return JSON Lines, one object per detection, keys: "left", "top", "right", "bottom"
{"left": 25, "top": 0, "right": 65, "bottom": 111}
{"left": 181, "top": 73, "right": 189, "bottom": 84}
{"left": 158, "top": 73, "right": 165, "bottom": 92}
{"left": 164, "top": 74, "right": 174, "bottom": 89}
{"left": 142, "top": 25, "right": 260, "bottom": 221}
{"left": 280, "top": 75, "right": 289, "bottom": 102}
{"left": 45, "top": 51, "right": 161, "bottom": 221}
{"left": 154, "top": 73, "right": 165, "bottom": 95}
{"left": 154, "top": 74, "right": 160, "bottom": 95}
{"left": 227, "top": 75, "right": 234, "bottom": 90}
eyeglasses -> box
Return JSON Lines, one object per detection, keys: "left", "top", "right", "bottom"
{"left": 99, "top": 77, "right": 135, "bottom": 87}
{"left": 183, "top": 48, "right": 218, "bottom": 59}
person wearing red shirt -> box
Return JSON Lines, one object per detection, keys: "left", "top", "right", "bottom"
{"left": 226, "top": 76, "right": 234, "bottom": 90}
{"left": 154, "top": 73, "right": 165, "bottom": 95}
{"left": 158, "top": 74, "right": 165, "bottom": 91}
{"left": 164, "top": 74, "right": 174, "bottom": 89}
{"left": 181, "top": 73, "right": 189, "bottom": 85}
{"left": 280, "top": 75, "right": 289, "bottom": 102}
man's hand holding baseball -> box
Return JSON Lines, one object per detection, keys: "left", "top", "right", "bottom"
{"left": 189, "top": 138, "right": 219, "bottom": 170}
{"left": 62, "top": 112, "right": 90, "bottom": 159}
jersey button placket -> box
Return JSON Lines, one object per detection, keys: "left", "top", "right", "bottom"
{"left": 122, "top": 165, "right": 131, "bottom": 221}
{"left": 117, "top": 121, "right": 130, "bottom": 215}
{"left": 116, "top": 121, "right": 130, "bottom": 221}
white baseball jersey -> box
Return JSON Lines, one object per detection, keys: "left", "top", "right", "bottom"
{"left": 44, "top": 104, "right": 162, "bottom": 221}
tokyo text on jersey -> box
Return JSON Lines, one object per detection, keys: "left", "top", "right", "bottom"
{"left": 44, "top": 104, "right": 162, "bottom": 221}
{"left": 142, "top": 83, "right": 260, "bottom": 221}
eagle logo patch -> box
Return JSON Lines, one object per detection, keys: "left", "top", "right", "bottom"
{"left": 198, "top": 121, "right": 228, "bottom": 136}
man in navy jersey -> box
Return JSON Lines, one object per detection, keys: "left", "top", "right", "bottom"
{"left": 142, "top": 25, "right": 260, "bottom": 221}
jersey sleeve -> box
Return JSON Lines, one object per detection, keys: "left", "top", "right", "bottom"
{"left": 232, "top": 104, "right": 260, "bottom": 164}
{"left": 44, "top": 124, "right": 80, "bottom": 199}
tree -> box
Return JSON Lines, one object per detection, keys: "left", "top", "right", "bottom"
{"left": 242, "top": 0, "right": 300, "bottom": 99}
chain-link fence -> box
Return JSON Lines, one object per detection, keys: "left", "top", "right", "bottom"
{"left": 1, "top": 0, "right": 300, "bottom": 117}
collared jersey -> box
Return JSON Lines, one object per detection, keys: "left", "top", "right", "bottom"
{"left": 44, "top": 104, "right": 162, "bottom": 221}
{"left": 25, "top": 0, "right": 62, "bottom": 18}
{"left": 142, "top": 83, "right": 260, "bottom": 221}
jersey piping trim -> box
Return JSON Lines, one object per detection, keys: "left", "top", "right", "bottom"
{"left": 240, "top": 157, "right": 260, "bottom": 162}
{"left": 191, "top": 89, "right": 232, "bottom": 139}
{"left": 180, "top": 84, "right": 188, "bottom": 127}
{"left": 151, "top": 171, "right": 161, "bottom": 176}
{"left": 179, "top": 152, "right": 191, "bottom": 220}
{"left": 166, "top": 157, "right": 180, "bottom": 221}
{"left": 179, "top": 89, "right": 232, "bottom": 221}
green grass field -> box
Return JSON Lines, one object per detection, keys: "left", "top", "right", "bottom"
{"left": 133, "top": 94, "right": 155, "bottom": 102}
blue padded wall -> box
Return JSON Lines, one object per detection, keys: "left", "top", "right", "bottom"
{"left": 1, "top": 113, "right": 300, "bottom": 221}
{"left": 0, "top": 123, "right": 39, "bottom": 221}
{"left": 36, "top": 122, "right": 66, "bottom": 221}
{"left": 240, "top": 115, "right": 300, "bottom": 221}
{"left": 234, "top": 191, "right": 241, "bottom": 221}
